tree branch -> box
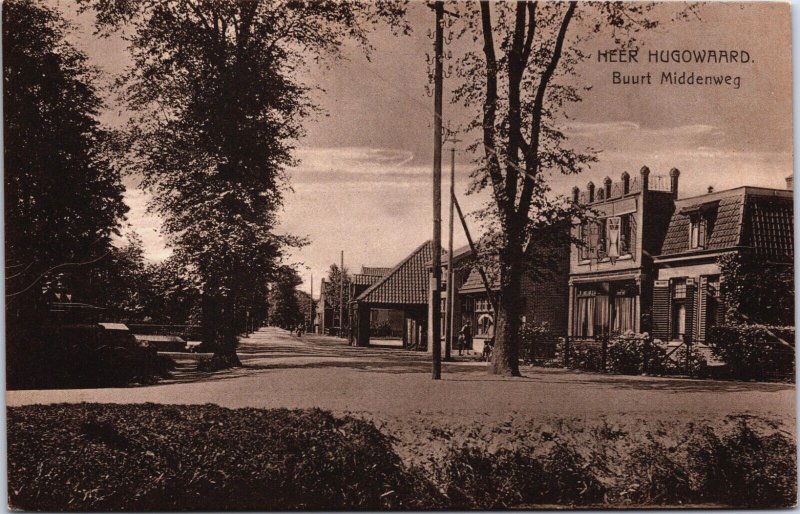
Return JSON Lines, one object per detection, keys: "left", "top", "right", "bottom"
{"left": 518, "top": 1, "right": 576, "bottom": 219}
{"left": 479, "top": 0, "right": 506, "bottom": 212}
{"left": 504, "top": 1, "right": 527, "bottom": 211}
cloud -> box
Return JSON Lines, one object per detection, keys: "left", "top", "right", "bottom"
{"left": 564, "top": 121, "right": 724, "bottom": 139}
{"left": 293, "top": 146, "right": 424, "bottom": 177}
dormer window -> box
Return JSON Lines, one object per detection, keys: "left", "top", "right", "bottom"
{"left": 689, "top": 214, "right": 712, "bottom": 249}
{"left": 681, "top": 202, "right": 717, "bottom": 250}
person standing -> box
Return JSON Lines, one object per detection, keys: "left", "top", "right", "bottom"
{"left": 459, "top": 321, "right": 472, "bottom": 353}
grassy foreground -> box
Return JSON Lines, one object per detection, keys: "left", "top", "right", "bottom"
{"left": 7, "top": 404, "right": 797, "bottom": 510}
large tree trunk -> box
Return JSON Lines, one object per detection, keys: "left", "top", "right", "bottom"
{"left": 201, "top": 285, "right": 241, "bottom": 367}
{"left": 489, "top": 246, "right": 524, "bottom": 376}
{"left": 201, "top": 290, "right": 218, "bottom": 347}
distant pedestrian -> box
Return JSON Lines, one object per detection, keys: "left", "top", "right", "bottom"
{"left": 459, "top": 321, "right": 472, "bottom": 352}
{"left": 457, "top": 333, "right": 465, "bottom": 356}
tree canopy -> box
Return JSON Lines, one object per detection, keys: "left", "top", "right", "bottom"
{"left": 82, "top": 0, "right": 408, "bottom": 359}
{"left": 448, "top": 1, "right": 664, "bottom": 375}
{"left": 4, "top": 0, "right": 127, "bottom": 313}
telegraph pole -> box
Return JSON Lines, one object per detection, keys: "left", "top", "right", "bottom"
{"left": 309, "top": 273, "right": 314, "bottom": 333}
{"left": 429, "top": 0, "right": 445, "bottom": 379}
{"left": 339, "top": 250, "right": 345, "bottom": 339}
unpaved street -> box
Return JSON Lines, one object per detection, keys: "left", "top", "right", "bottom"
{"left": 6, "top": 327, "right": 795, "bottom": 426}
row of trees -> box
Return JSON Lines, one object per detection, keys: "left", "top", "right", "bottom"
{"left": 5, "top": 0, "right": 406, "bottom": 367}
{"left": 6, "top": 0, "right": 686, "bottom": 376}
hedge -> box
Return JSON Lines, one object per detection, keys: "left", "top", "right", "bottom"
{"left": 7, "top": 404, "right": 434, "bottom": 511}
{"left": 8, "top": 404, "right": 796, "bottom": 509}
{"left": 707, "top": 324, "right": 795, "bottom": 379}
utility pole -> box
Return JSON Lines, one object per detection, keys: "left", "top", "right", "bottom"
{"left": 309, "top": 273, "right": 314, "bottom": 334}
{"left": 339, "top": 250, "right": 345, "bottom": 339}
{"left": 429, "top": 0, "right": 444, "bottom": 380}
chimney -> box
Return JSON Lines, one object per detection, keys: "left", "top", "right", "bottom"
{"left": 621, "top": 172, "right": 630, "bottom": 195}
{"left": 572, "top": 186, "right": 580, "bottom": 202}
{"left": 603, "top": 176, "right": 612, "bottom": 199}
{"left": 587, "top": 181, "right": 595, "bottom": 203}
{"left": 786, "top": 175, "right": 793, "bottom": 191}
{"left": 640, "top": 166, "right": 650, "bottom": 192}
{"left": 669, "top": 168, "right": 680, "bottom": 197}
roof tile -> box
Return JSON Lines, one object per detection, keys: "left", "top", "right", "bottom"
{"left": 355, "top": 241, "right": 437, "bottom": 305}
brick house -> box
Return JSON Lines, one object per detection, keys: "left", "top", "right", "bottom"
{"left": 454, "top": 241, "right": 570, "bottom": 351}
{"left": 568, "top": 167, "right": 678, "bottom": 339}
{"left": 652, "top": 184, "right": 794, "bottom": 346}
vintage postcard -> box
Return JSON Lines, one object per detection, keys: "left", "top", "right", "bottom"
{"left": 4, "top": 0, "right": 795, "bottom": 510}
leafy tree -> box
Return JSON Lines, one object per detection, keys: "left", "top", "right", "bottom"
{"left": 268, "top": 265, "right": 304, "bottom": 329}
{"left": 87, "top": 231, "right": 151, "bottom": 321}
{"left": 3, "top": 0, "right": 127, "bottom": 326}
{"left": 296, "top": 290, "right": 317, "bottom": 331}
{"left": 323, "top": 263, "right": 351, "bottom": 332}
{"left": 83, "top": 0, "right": 407, "bottom": 364}
{"left": 449, "top": 1, "right": 665, "bottom": 375}
{"left": 718, "top": 253, "right": 794, "bottom": 326}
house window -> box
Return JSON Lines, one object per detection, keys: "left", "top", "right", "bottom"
{"left": 573, "top": 287, "right": 610, "bottom": 338}
{"left": 611, "top": 286, "right": 636, "bottom": 334}
{"left": 671, "top": 279, "right": 687, "bottom": 340}
{"left": 477, "top": 313, "right": 494, "bottom": 336}
{"left": 574, "top": 288, "right": 596, "bottom": 337}
{"left": 620, "top": 215, "right": 634, "bottom": 255}
{"left": 580, "top": 215, "right": 635, "bottom": 260}
{"left": 689, "top": 214, "right": 713, "bottom": 249}
{"left": 579, "top": 219, "right": 606, "bottom": 260}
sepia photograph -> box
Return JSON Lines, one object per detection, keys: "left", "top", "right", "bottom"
{"left": 3, "top": 0, "right": 796, "bottom": 510}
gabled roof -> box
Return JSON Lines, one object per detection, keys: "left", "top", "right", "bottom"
{"left": 360, "top": 266, "right": 392, "bottom": 277}
{"left": 460, "top": 266, "right": 499, "bottom": 294}
{"left": 355, "top": 241, "right": 437, "bottom": 305}
{"left": 351, "top": 273, "right": 384, "bottom": 287}
{"left": 659, "top": 186, "right": 793, "bottom": 260}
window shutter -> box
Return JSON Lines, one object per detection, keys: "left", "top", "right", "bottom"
{"left": 684, "top": 278, "right": 696, "bottom": 343}
{"left": 652, "top": 280, "right": 670, "bottom": 340}
{"left": 698, "top": 276, "right": 708, "bottom": 343}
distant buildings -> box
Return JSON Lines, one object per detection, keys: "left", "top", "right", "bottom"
{"left": 320, "top": 168, "right": 793, "bottom": 357}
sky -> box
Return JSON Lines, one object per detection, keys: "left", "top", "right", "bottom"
{"left": 57, "top": 1, "right": 793, "bottom": 295}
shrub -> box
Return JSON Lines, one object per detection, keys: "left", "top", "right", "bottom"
{"left": 519, "top": 321, "right": 556, "bottom": 364}
{"left": 686, "top": 421, "right": 797, "bottom": 507}
{"left": 707, "top": 324, "right": 795, "bottom": 379}
{"left": 370, "top": 320, "right": 393, "bottom": 338}
{"left": 663, "top": 344, "right": 709, "bottom": 378}
{"left": 433, "top": 446, "right": 544, "bottom": 509}
{"left": 606, "top": 332, "right": 668, "bottom": 375}
{"left": 563, "top": 340, "right": 604, "bottom": 371}
{"left": 433, "top": 443, "right": 603, "bottom": 508}
{"left": 622, "top": 442, "right": 690, "bottom": 505}
{"left": 7, "top": 404, "right": 439, "bottom": 511}
{"left": 540, "top": 441, "right": 606, "bottom": 505}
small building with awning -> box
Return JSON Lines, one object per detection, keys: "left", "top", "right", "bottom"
{"left": 350, "top": 241, "right": 436, "bottom": 348}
